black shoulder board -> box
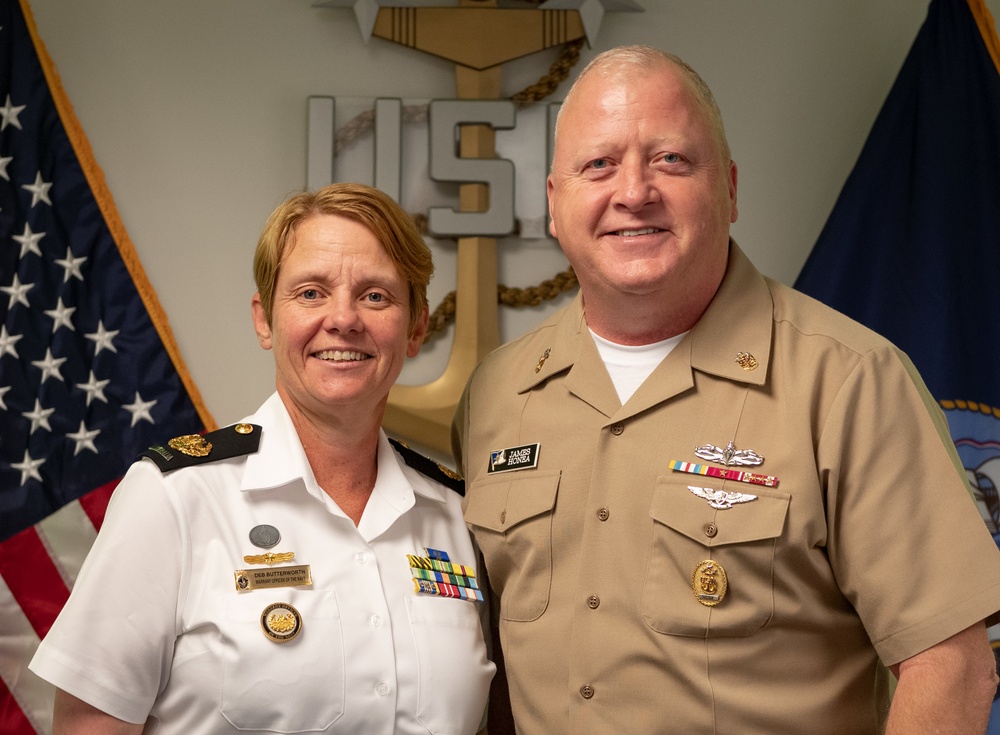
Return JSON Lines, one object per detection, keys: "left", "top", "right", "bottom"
{"left": 388, "top": 437, "right": 465, "bottom": 496}
{"left": 140, "top": 423, "right": 262, "bottom": 473}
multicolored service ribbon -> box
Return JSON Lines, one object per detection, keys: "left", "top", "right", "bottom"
{"left": 668, "top": 459, "right": 778, "bottom": 488}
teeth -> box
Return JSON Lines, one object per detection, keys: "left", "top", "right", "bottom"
{"left": 315, "top": 350, "right": 368, "bottom": 362}
{"left": 616, "top": 228, "right": 659, "bottom": 237}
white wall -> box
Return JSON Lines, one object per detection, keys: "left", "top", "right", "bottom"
{"left": 28, "top": 0, "right": 1000, "bottom": 429}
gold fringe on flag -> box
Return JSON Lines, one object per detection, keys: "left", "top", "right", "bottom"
{"left": 18, "top": 0, "right": 217, "bottom": 432}
{"left": 969, "top": 0, "right": 1000, "bottom": 75}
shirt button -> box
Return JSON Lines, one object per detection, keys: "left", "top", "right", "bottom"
{"left": 597, "top": 507, "right": 610, "bottom": 522}
{"left": 580, "top": 684, "right": 595, "bottom": 699}
{"left": 704, "top": 523, "right": 718, "bottom": 538}
{"left": 369, "top": 614, "right": 382, "bottom": 628}
{"left": 610, "top": 422, "right": 624, "bottom": 435}
{"left": 587, "top": 595, "right": 600, "bottom": 609}
{"left": 375, "top": 682, "right": 390, "bottom": 697}
{"left": 354, "top": 552, "right": 368, "bottom": 564}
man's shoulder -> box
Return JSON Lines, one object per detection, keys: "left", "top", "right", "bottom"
{"left": 767, "top": 276, "right": 895, "bottom": 356}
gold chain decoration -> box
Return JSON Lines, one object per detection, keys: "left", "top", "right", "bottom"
{"left": 331, "top": 31, "right": 586, "bottom": 337}
{"left": 511, "top": 39, "right": 584, "bottom": 108}
{"left": 424, "top": 267, "right": 578, "bottom": 342}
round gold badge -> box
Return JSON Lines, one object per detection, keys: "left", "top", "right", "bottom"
{"left": 235, "top": 423, "right": 254, "bottom": 434}
{"left": 692, "top": 559, "right": 728, "bottom": 607}
{"left": 167, "top": 434, "right": 212, "bottom": 457}
{"left": 261, "top": 602, "right": 303, "bottom": 643}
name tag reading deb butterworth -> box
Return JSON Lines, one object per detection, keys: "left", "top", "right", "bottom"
{"left": 488, "top": 443, "right": 540, "bottom": 474}
{"left": 235, "top": 565, "right": 313, "bottom": 592}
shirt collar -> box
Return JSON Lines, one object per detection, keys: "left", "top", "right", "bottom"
{"left": 241, "top": 392, "right": 315, "bottom": 494}
{"left": 240, "top": 393, "right": 444, "bottom": 537}
{"left": 513, "top": 240, "right": 773, "bottom": 399}
{"left": 688, "top": 240, "right": 773, "bottom": 387}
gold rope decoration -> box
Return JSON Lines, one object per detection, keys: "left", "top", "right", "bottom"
{"left": 19, "top": 0, "right": 217, "bottom": 431}
{"left": 939, "top": 399, "right": 1000, "bottom": 420}
{"left": 423, "top": 268, "right": 578, "bottom": 342}
{"left": 511, "top": 39, "right": 585, "bottom": 108}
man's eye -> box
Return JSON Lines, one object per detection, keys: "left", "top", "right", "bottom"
{"left": 662, "top": 153, "right": 682, "bottom": 164}
{"left": 590, "top": 159, "right": 608, "bottom": 170}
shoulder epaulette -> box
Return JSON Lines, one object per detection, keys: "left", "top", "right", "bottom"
{"left": 388, "top": 437, "right": 465, "bottom": 496}
{"left": 140, "top": 423, "right": 262, "bottom": 473}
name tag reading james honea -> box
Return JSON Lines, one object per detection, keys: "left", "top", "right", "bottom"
{"left": 488, "top": 443, "right": 540, "bottom": 474}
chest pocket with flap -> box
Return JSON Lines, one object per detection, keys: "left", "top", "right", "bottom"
{"left": 465, "top": 470, "right": 561, "bottom": 622}
{"left": 642, "top": 477, "right": 790, "bottom": 637}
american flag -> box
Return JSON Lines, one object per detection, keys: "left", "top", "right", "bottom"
{"left": 0, "top": 1, "right": 214, "bottom": 731}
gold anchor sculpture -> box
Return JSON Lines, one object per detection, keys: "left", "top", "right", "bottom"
{"left": 319, "top": 0, "right": 641, "bottom": 454}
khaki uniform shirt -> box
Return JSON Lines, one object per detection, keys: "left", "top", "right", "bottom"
{"left": 454, "top": 243, "right": 1000, "bottom": 735}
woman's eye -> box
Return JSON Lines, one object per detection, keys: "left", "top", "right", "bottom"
{"left": 301, "top": 289, "right": 319, "bottom": 300}
{"left": 366, "top": 292, "right": 384, "bottom": 303}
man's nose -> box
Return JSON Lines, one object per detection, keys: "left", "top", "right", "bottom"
{"left": 616, "top": 160, "right": 660, "bottom": 210}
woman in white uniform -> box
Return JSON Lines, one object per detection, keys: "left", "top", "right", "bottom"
{"left": 30, "top": 183, "right": 495, "bottom": 734}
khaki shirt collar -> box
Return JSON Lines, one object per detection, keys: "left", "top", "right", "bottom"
{"left": 515, "top": 241, "right": 773, "bottom": 412}
{"left": 689, "top": 240, "right": 773, "bottom": 388}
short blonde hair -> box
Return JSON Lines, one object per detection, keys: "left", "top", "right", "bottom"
{"left": 253, "top": 183, "right": 432, "bottom": 333}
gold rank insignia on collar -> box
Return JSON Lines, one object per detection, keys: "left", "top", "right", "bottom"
{"left": 535, "top": 347, "right": 551, "bottom": 373}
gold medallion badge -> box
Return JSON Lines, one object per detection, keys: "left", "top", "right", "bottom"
{"left": 260, "top": 602, "right": 302, "bottom": 643}
{"left": 167, "top": 434, "right": 212, "bottom": 457}
{"left": 692, "top": 559, "right": 728, "bottom": 607}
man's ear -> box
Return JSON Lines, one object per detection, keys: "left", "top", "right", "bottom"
{"left": 728, "top": 160, "right": 739, "bottom": 224}
{"left": 546, "top": 175, "right": 559, "bottom": 240}
{"left": 250, "top": 293, "right": 273, "bottom": 350}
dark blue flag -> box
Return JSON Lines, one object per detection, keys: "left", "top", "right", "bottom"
{"left": 794, "top": 0, "right": 1000, "bottom": 725}
{"left": 0, "top": 0, "right": 214, "bottom": 731}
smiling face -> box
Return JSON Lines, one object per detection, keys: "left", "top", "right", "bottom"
{"left": 547, "top": 57, "right": 738, "bottom": 340}
{"left": 251, "top": 213, "right": 427, "bottom": 428}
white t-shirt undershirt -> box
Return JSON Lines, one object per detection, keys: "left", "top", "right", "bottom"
{"left": 591, "top": 328, "right": 687, "bottom": 404}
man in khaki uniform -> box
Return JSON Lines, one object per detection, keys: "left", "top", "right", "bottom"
{"left": 453, "top": 46, "right": 1000, "bottom": 734}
